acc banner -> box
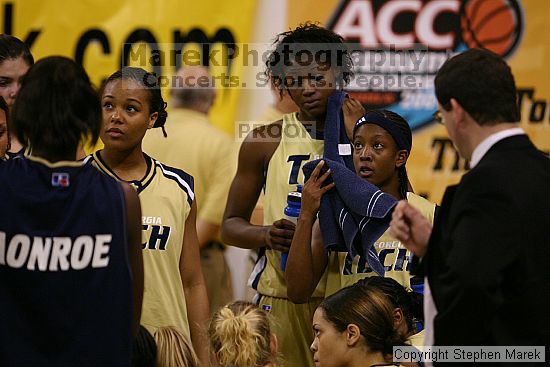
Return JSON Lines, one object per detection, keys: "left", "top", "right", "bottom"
{"left": 289, "top": 0, "right": 550, "bottom": 203}
{"left": 1, "top": 0, "right": 256, "bottom": 135}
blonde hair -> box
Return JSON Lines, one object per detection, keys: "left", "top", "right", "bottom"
{"left": 209, "top": 301, "right": 276, "bottom": 367}
{"left": 154, "top": 326, "right": 199, "bottom": 367}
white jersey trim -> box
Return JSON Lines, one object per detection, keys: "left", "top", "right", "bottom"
{"left": 157, "top": 162, "right": 195, "bottom": 202}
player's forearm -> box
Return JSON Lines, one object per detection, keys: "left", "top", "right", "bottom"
{"left": 286, "top": 215, "right": 317, "bottom": 304}
{"left": 221, "top": 216, "right": 268, "bottom": 249}
{"left": 184, "top": 283, "right": 210, "bottom": 366}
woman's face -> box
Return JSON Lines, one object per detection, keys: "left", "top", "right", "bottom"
{"left": 101, "top": 78, "right": 157, "bottom": 152}
{"left": 352, "top": 124, "right": 406, "bottom": 193}
{"left": 0, "top": 109, "right": 8, "bottom": 158}
{"left": 284, "top": 61, "right": 338, "bottom": 122}
{"left": 0, "top": 57, "right": 31, "bottom": 107}
{"left": 310, "top": 308, "right": 350, "bottom": 367}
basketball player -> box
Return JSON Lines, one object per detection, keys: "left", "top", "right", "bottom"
{"left": 221, "top": 23, "right": 359, "bottom": 366}
{"left": 286, "top": 110, "right": 436, "bottom": 302}
{"left": 285, "top": 110, "right": 436, "bottom": 355}
{"left": 0, "top": 56, "right": 143, "bottom": 367}
{"left": 88, "top": 67, "right": 209, "bottom": 364}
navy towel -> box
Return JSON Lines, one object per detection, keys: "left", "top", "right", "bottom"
{"left": 323, "top": 90, "right": 355, "bottom": 171}
{"left": 303, "top": 158, "right": 397, "bottom": 276}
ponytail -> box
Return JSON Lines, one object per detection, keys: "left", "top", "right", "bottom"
{"left": 209, "top": 301, "right": 277, "bottom": 367}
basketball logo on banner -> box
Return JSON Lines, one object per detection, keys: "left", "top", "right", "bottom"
{"left": 327, "top": 0, "right": 524, "bottom": 130}
{"left": 460, "top": 0, "right": 523, "bottom": 58}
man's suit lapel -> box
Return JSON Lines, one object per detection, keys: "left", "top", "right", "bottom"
{"left": 425, "top": 184, "right": 458, "bottom": 308}
{"left": 428, "top": 184, "right": 458, "bottom": 255}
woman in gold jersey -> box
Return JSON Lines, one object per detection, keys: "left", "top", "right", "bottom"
{"left": 221, "top": 23, "right": 361, "bottom": 366}
{"left": 92, "top": 67, "right": 209, "bottom": 364}
{"left": 311, "top": 282, "right": 409, "bottom": 367}
{"left": 286, "top": 110, "right": 436, "bottom": 348}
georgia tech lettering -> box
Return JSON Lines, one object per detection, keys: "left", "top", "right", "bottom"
{"left": 142, "top": 225, "right": 172, "bottom": 251}
{"left": 0, "top": 231, "right": 111, "bottom": 271}
{"left": 343, "top": 241, "right": 411, "bottom": 275}
{"left": 141, "top": 216, "right": 172, "bottom": 251}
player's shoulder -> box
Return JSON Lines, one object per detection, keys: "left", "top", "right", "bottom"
{"left": 407, "top": 192, "right": 434, "bottom": 206}
{"left": 244, "top": 119, "right": 283, "bottom": 144}
{"left": 83, "top": 152, "right": 116, "bottom": 179}
{"left": 238, "top": 120, "right": 283, "bottom": 168}
{"left": 407, "top": 192, "right": 437, "bottom": 220}
{"left": 153, "top": 158, "right": 195, "bottom": 199}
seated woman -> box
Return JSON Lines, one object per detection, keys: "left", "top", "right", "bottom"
{"left": 312, "top": 282, "right": 407, "bottom": 367}
{"left": 209, "top": 301, "right": 279, "bottom": 367}
{"left": 357, "top": 276, "right": 424, "bottom": 349}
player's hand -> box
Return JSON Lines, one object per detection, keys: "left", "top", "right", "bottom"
{"left": 343, "top": 97, "right": 365, "bottom": 140}
{"left": 265, "top": 219, "right": 296, "bottom": 252}
{"left": 390, "top": 201, "right": 432, "bottom": 257}
{"left": 301, "top": 160, "right": 335, "bottom": 219}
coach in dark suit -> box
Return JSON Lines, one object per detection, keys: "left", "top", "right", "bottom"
{"left": 390, "top": 49, "right": 550, "bottom": 352}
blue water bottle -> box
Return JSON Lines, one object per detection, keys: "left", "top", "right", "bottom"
{"left": 281, "top": 185, "right": 302, "bottom": 271}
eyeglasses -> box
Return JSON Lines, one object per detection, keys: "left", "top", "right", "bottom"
{"left": 433, "top": 110, "right": 444, "bottom": 124}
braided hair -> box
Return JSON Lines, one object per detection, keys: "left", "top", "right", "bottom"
{"left": 103, "top": 67, "right": 168, "bottom": 137}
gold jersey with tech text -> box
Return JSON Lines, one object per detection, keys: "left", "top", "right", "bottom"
{"left": 88, "top": 151, "right": 194, "bottom": 336}
{"left": 325, "top": 192, "right": 436, "bottom": 297}
{"left": 249, "top": 112, "right": 327, "bottom": 298}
